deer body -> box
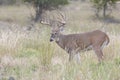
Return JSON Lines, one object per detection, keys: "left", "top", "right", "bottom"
{"left": 40, "top": 11, "right": 109, "bottom": 63}
{"left": 50, "top": 30, "right": 109, "bottom": 63}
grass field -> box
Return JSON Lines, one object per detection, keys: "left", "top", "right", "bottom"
{"left": 0, "top": 1, "right": 120, "bottom": 80}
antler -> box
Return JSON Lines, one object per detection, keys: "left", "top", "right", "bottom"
{"left": 40, "top": 10, "right": 51, "bottom": 25}
{"left": 40, "top": 10, "right": 66, "bottom": 29}
{"left": 56, "top": 10, "right": 66, "bottom": 24}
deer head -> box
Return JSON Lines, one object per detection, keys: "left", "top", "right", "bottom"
{"left": 41, "top": 10, "right": 66, "bottom": 42}
{"left": 50, "top": 27, "right": 63, "bottom": 42}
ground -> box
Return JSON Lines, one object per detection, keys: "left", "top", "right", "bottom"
{"left": 0, "top": 1, "right": 120, "bottom": 80}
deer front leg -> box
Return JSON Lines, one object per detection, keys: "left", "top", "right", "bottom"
{"left": 74, "top": 53, "right": 81, "bottom": 64}
{"left": 69, "top": 52, "right": 74, "bottom": 61}
{"left": 69, "top": 50, "right": 80, "bottom": 63}
{"left": 67, "top": 48, "right": 74, "bottom": 61}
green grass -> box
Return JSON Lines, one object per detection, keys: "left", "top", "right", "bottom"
{"left": 0, "top": 1, "right": 120, "bottom": 80}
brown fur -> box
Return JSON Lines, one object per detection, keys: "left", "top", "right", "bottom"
{"left": 50, "top": 30, "right": 109, "bottom": 63}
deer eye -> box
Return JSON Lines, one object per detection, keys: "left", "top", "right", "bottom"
{"left": 55, "top": 33, "right": 57, "bottom": 35}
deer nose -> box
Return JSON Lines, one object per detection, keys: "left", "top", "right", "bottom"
{"left": 63, "top": 23, "right": 66, "bottom": 25}
{"left": 50, "top": 38, "right": 54, "bottom": 42}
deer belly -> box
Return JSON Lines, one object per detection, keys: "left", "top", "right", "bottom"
{"left": 78, "top": 45, "right": 93, "bottom": 52}
{"left": 85, "top": 45, "right": 93, "bottom": 51}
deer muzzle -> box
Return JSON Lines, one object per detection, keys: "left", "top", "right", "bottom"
{"left": 50, "top": 38, "right": 54, "bottom": 42}
{"left": 50, "top": 34, "right": 55, "bottom": 42}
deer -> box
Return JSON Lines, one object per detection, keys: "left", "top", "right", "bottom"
{"left": 50, "top": 28, "right": 109, "bottom": 63}
{"left": 41, "top": 11, "right": 110, "bottom": 63}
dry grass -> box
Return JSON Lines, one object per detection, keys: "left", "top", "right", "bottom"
{"left": 0, "top": 5, "right": 35, "bottom": 25}
{"left": 0, "top": 1, "right": 120, "bottom": 80}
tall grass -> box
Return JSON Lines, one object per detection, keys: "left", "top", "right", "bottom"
{"left": 0, "top": 1, "right": 120, "bottom": 80}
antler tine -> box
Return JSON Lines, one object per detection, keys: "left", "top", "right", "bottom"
{"left": 41, "top": 20, "right": 49, "bottom": 25}
{"left": 57, "top": 10, "right": 66, "bottom": 24}
{"left": 58, "top": 11, "right": 64, "bottom": 19}
{"left": 40, "top": 11, "right": 52, "bottom": 26}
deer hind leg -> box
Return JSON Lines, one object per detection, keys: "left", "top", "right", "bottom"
{"left": 93, "top": 46, "right": 104, "bottom": 63}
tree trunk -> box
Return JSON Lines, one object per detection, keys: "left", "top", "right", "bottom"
{"left": 34, "top": 6, "right": 43, "bottom": 22}
{"left": 103, "top": 0, "right": 107, "bottom": 17}
{"left": 96, "top": 7, "right": 100, "bottom": 17}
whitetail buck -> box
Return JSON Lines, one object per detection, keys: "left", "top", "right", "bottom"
{"left": 50, "top": 28, "right": 109, "bottom": 63}
{"left": 41, "top": 11, "right": 109, "bottom": 63}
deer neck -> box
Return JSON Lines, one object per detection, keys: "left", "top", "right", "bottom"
{"left": 55, "top": 33, "right": 65, "bottom": 49}
{"left": 55, "top": 33, "right": 63, "bottom": 43}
